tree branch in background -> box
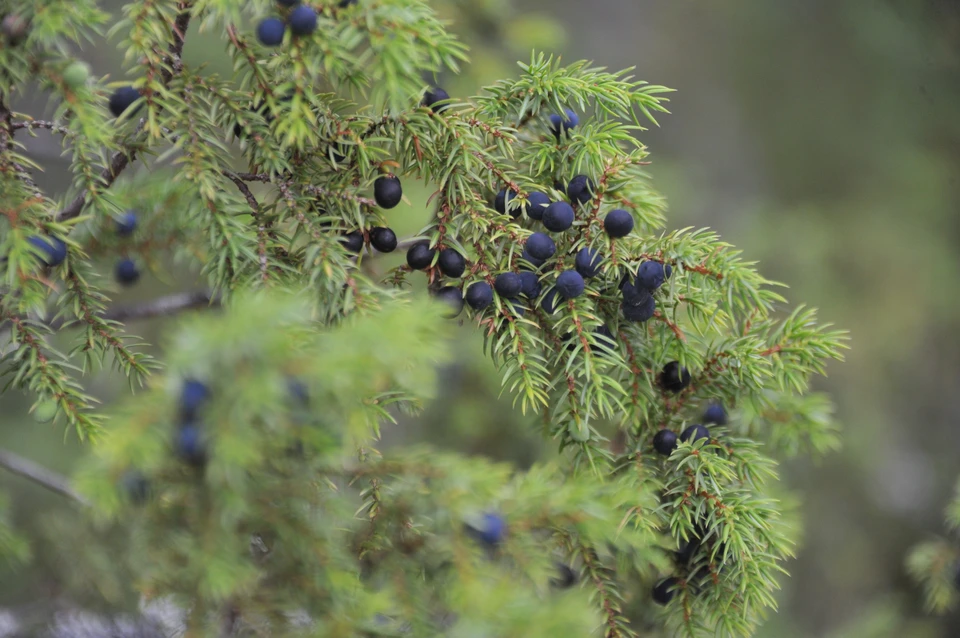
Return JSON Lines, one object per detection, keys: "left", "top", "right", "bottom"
{"left": 0, "top": 448, "right": 89, "bottom": 506}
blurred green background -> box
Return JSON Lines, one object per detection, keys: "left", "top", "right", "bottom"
{"left": 3, "top": 0, "right": 960, "bottom": 636}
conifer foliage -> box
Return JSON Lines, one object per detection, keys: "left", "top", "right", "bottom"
{"left": 0, "top": 0, "right": 848, "bottom": 635}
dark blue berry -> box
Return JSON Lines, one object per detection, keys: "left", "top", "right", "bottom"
{"left": 108, "top": 86, "right": 141, "bottom": 118}
{"left": 525, "top": 192, "right": 550, "bottom": 220}
{"left": 567, "top": 175, "right": 595, "bottom": 206}
{"left": 520, "top": 249, "right": 545, "bottom": 270}
{"left": 665, "top": 263, "right": 673, "bottom": 279}
{"left": 603, "top": 209, "right": 634, "bottom": 238}
{"left": 115, "top": 211, "right": 137, "bottom": 236}
{"left": 437, "top": 248, "right": 466, "bottom": 278}
{"left": 659, "top": 362, "right": 691, "bottom": 393}
{"left": 339, "top": 0, "right": 357, "bottom": 6}
{"left": 574, "top": 247, "right": 602, "bottom": 278}
{"left": 176, "top": 422, "right": 208, "bottom": 468}
{"left": 256, "top": 17, "right": 286, "bottom": 46}
{"left": 180, "top": 379, "right": 210, "bottom": 420}
{"left": 621, "top": 281, "right": 651, "bottom": 307}
{"left": 287, "top": 378, "right": 309, "bottom": 405}
{"left": 277, "top": 0, "right": 299, "bottom": 6}
{"left": 680, "top": 424, "right": 710, "bottom": 444}
{"left": 703, "top": 402, "right": 727, "bottom": 425}
{"left": 287, "top": 5, "right": 317, "bottom": 35}
{"left": 423, "top": 87, "right": 450, "bottom": 113}
{"left": 555, "top": 270, "right": 584, "bottom": 299}
{"left": 27, "top": 235, "right": 67, "bottom": 267}
{"left": 340, "top": 231, "right": 364, "bottom": 253}
{"left": 636, "top": 261, "right": 666, "bottom": 290}
{"left": 549, "top": 109, "right": 579, "bottom": 139}
{"left": 477, "top": 512, "right": 506, "bottom": 546}
{"left": 121, "top": 470, "right": 150, "bottom": 504}
{"left": 525, "top": 232, "right": 556, "bottom": 261}
{"left": 465, "top": 281, "right": 494, "bottom": 310}
{"left": 374, "top": 176, "right": 402, "bottom": 209}
{"left": 551, "top": 563, "right": 578, "bottom": 589}
{"left": 495, "top": 189, "right": 519, "bottom": 218}
{"left": 494, "top": 272, "right": 522, "bottom": 298}
{"left": 519, "top": 271, "right": 541, "bottom": 298}
{"left": 435, "top": 286, "right": 463, "bottom": 318}
{"left": 653, "top": 429, "right": 678, "bottom": 455}
{"left": 594, "top": 324, "right": 616, "bottom": 353}
{"left": 542, "top": 201, "right": 575, "bottom": 232}
{"left": 115, "top": 258, "right": 140, "bottom": 286}
{"left": 369, "top": 227, "right": 397, "bottom": 253}
{"left": 541, "top": 288, "right": 562, "bottom": 314}
{"left": 621, "top": 295, "right": 655, "bottom": 322}
{"left": 509, "top": 300, "right": 526, "bottom": 316}
{"left": 406, "top": 241, "right": 435, "bottom": 270}
{"left": 652, "top": 577, "right": 679, "bottom": 605}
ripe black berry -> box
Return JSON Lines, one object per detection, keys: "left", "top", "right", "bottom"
{"left": 278, "top": 0, "right": 299, "bottom": 6}
{"left": 653, "top": 429, "right": 678, "bottom": 455}
{"left": 594, "top": 324, "right": 616, "bottom": 354}
{"left": 541, "top": 288, "right": 561, "bottom": 314}
{"left": 636, "top": 261, "right": 666, "bottom": 291}
{"left": 555, "top": 270, "right": 584, "bottom": 299}
{"left": 542, "top": 201, "right": 575, "bottom": 232}
{"left": 108, "top": 86, "right": 142, "bottom": 118}
{"left": 509, "top": 300, "right": 526, "bottom": 316}
{"left": 121, "top": 470, "right": 151, "bottom": 504}
{"left": 680, "top": 424, "right": 710, "bottom": 444}
{"left": 525, "top": 232, "right": 556, "bottom": 261}
{"left": 374, "top": 175, "right": 402, "bottom": 209}
{"left": 621, "top": 295, "right": 655, "bottom": 322}
{"left": 495, "top": 188, "right": 519, "bottom": 218}
{"left": 567, "top": 175, "right": 595, "bottom": 206}
{"left": 465, "top": 281, "right": 494, "bottom": 310}
{"left": 519, "top": 271, "right": 541, "bottom": 298}
{"left": 551, "top": 562, "right": 578, "bottom": 589}
{"left": 574, "top": 247, "right": 602, "bottom": 278}
{"left": 520, "top": 249, "right": 545, "bottom": 270}
{"left": 526, "top": 192, "right": 550, "bottom": 220}
{"left": 438, "top": 248, "right": 466, "bottom": 278}
{"left": 423, "top": 87, "right": 451, "bottom": 113}
{"left": 549, "top": 109, "right": 579, "bottom": 139}
{"left": 176, "top": 422, "right": 208, "bottom": 468}
{"left": 703, "top": 402, "right": 727, "bottom": 425}
{"left": 435, "top": 286, "right": 464, "bottom": 318}
{"left": 476, "top": 512, "right": 506, "bottom": 546}
{"left": 256, "top": 17, "right": 286, "bottom": 46}
{"left": 116, "top": 211, "right": 137, "bottom": 236}
{"left": 27, "top": 235, "right": 67, "bottom": 267}
{"left": 180, "top": 379, "right": 210, "bottom": 420}
{"left": 652, "top": 577, "right": 679, "bottom": 605}
{"left": 406, "top": 241, "right": 435, "bottom": 270}
{"left": 287, "top": 5, "right": 318, "bottom": 35}
{"left": 115, "top": 258, "right": 140, "bottom": 286}
{"left": 659, "top": 361, "right": 691, "bottom": 393}
{"left": 369, "top": 227, "right": 398, "bottom": 253}
{"left": 603, "top": 209, "right": 634, "bottom": 238}
{"left": 340, "top": 231, "right": 364, "bottom": 253}
{"left": 494, "top": 272, "right": 522, "bottom": 298}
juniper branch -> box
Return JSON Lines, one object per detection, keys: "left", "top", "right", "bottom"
{"left": 0, "top": 448, "right": 89, "bottom": 506}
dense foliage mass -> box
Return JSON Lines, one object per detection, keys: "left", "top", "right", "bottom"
{"left": 0, "top": 0, "right": 847, "bottom": 635}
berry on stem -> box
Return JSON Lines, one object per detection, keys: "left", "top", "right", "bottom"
{"left": 604, "top": 209, "right": 634, "bottom": 238}
{"left": 621, "top": 295, "right": 655, "bottom": 322}
{"left": 594, "top": 324, "right": 616, "bottom": 354}
{"left": 27, "top": 235, "right": 67, "bottom": 267}
{"left": 108, "top": 86, "right": 141, "bottom": 118}
{"left": 476, "top": 512, "right": 506, "bottom": 546}
{"left": 256, "top": 17, "right": 286, "bottom": 46}
{"left": 636, "top": 261, "right": 666, "bottom": 291}
{"left": 659, "top": 361, "right": 692, "bottom": 393}
{"left": 180, "top": 379, "right": 210, "bottom": 420}
{"left": 703, "top": 402, "right": 727, "bottom": 425}
{"left": 176, "top": 422, "right": 208, "bottom": 468}
{"left": 525, "top": 192, "right": 550, "bottom": 220}
{"left": 495, "top": 189, "right": 519, "bottom": 218}
{"left": 369, "top": 227, "right": 398, "bottom": 253}
{"left": 434, "top": 286, "right": 464, "bottom": 318}
{"left": 406, "top": 241, "right": 435, "bottom": 270}
{"left": 520, "top": 249, "right": 545, "bottom": 270}
{"left": 574, "top": 247, "right": 602, "bottom": 278}
{"left": 115, "top": 258, "right": 140, "bottom": 286}
{"left": 437, "top": 248, "right": 466, "bottom": 278}
{"left": 653, "top": 429, "right": 678, "bottom": 455}
{"left": 555, "top": 270, "right": 584, "bottom": 300}
{"left": 465, "top": 281, "right": 494, "bottom": 310}
{"left": 541, "top": 288, "right": 562, "bottom": 314}
{"left": 567, "top": 175, "right": 595, "bottom": 206}
{"left": 542, "top": 201, "right": 575, "bottom": 232}
{"left": 550, "top": 563, "right": 578, "bottom": 589}
{"left": 287, "top": 5, "right": 318, "bottom": 36}
{"left": 652, "top": 577, "right": 679, "bottom": 605}
{"left": 277, "top": 0, "right": 299, "bottom": 6}
{"left": 494, "top": 272, "right": 522, "bottom": 298}
{"left": 340, "top": 231, "right": 364, "bottom": 254}
{"left": 680, "top": 424, "right": 710, "bottom": 444}
{"left": 525, "top": 232, "right": 556, "bottom": 261}
{"left": 115, "top": 210, "right": 137, "bottom": 236}
{"left": 423, "top": 87, "right": 450, "bottom": 112}
{"left": 549, "top": 109, "right": 579, "bottom": 139}
{"left": 519, "top": 271, "right": 541, "bottom": 298}
{"left": 121, "top": 470, "right": 150, "bottom": 504}
{"left": 62, "top": 61, "right": 90, "bottom": 89}
{"left": 374, "top": 175, "right": 402, "bottom": 209}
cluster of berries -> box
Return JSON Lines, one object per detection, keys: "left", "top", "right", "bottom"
{"left": 256, "top": 0, "right": 320, "bottom": 47}
{"left": 651, "top": 362, "right": 728, "bottom": 456}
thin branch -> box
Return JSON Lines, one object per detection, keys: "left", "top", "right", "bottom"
{"left": 10, "top": 119, "right": 72, "bottom": 137}
{"left": 49, "top": 290, "right": 218, "bottom": 330}
{"left": 0, "top": 448, "right": 89, "bottom": 506}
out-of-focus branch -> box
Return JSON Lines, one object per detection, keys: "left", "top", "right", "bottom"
{"left": 0, "top": 448, "right": 89, "bottom": 506}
